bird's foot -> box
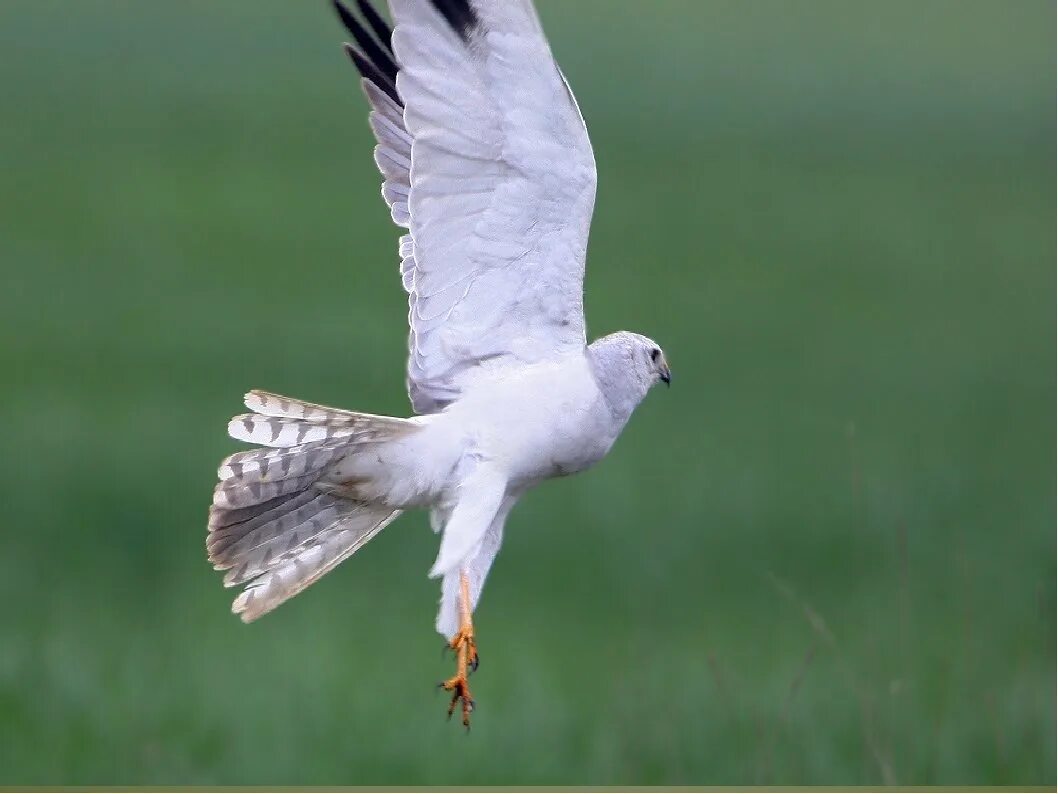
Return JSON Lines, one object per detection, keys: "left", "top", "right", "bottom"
{"left": 439, "top": 672, "right": 474, "bottom": 728}
{"left": 441, "top": 628, "right": 478, "bottom": 672}
{"left": 439, "top": 626, "right": 477, "bottom": 729}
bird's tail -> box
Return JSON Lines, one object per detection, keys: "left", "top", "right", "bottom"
{"left": 207, "top": 389, "right": 417, "bottom": 622}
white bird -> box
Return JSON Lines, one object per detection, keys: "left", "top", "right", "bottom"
{"left": 206, "top": 0, "right": 670, "bottom": 728}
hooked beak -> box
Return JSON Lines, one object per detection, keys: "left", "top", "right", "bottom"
{"left": 658, "top": 353, "right": 671, "bottom": 387}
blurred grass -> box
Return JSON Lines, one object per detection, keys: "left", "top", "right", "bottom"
{"left": 0, "top": 0, "right": 1053, "bottom": 786}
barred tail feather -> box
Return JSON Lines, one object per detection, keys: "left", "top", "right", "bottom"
{"left": 208, "top": 489, "right": 316, "bottom": 531}
{"left": 217, "top": 439, "right": 349, "bottom": 484}
{"left": 243, "top": 389, "right": 413, "bottom": 431}
{"left": 208, "top": 389, "right": 417, "bottom": 622}
{"left": 209, "top": 492, "right": 335, "bottom": 576}
{"left": 231, "top": 507, "right": 401, "bottom": 622}
{"left": 212, "top": 470, "right": 322, "bottom": 510}
{"left": 227, "top": 414, "right": 358, "bottom": 447}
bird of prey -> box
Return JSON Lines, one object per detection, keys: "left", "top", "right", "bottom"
{"left": 206, "top": 0, "right": 670, "bottom": 729}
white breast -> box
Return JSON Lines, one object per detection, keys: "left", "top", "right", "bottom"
{"left": 438, "top": 352, "right": 618, "bottom": 489}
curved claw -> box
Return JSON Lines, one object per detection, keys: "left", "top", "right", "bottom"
{"left": 441, "top": 676, "right": 473, "bottom": 727}
{"left": 438, "top": 581, "right": 478, "bottom": 728}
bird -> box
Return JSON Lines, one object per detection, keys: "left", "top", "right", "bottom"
{"left": 206, "top": 0, "right": 671, "bottom": 729}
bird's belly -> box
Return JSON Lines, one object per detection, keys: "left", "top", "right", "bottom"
{"left": 492, "top": 396, "right": 615, "bottom": 486}
{"left": 540, "top": 438, "right": 611, "bottom": 480}
{"left": 437, "top": 357, "right": 618, "bottom": 491}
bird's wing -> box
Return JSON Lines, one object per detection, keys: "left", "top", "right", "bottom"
{"left": 335, "top": 0, "right": 597, "bottom": 413}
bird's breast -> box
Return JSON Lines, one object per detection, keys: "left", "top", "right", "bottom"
{"left": 456, "top": 363, "right": 617, "bottom": 487}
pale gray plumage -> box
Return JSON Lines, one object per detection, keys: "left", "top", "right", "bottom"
{"left": 208, "top": 391, "right": 416, "bottom": 622}
{"left": 230, "top": 505, "right": 401, "bottom": 622}
{"left": 213, "top": 493, "right": 343, "bottom": 584}
{"left": 206, "top": 0, "right": 670, "bottom": 640}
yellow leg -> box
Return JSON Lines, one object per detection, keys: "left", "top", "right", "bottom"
{"left": 439, "top": 571, "right": 477, "bottom": 729}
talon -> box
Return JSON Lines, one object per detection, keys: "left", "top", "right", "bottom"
{"left": 437, "top": 572, "right": 479, "bottom": 729}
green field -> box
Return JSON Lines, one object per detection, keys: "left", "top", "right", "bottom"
{"left": 1, "top": 0, "right": 1053, "bottom": 786}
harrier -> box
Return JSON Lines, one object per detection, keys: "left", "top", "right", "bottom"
{"left": 207, "top": 0, "right": 670, "bottom": 728}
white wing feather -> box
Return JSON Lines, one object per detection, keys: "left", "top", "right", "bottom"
{"left": 393, "top": 0, "right": 597, "bottom": 413}
{"left": 344, "top": 0, "right": 597, "bottom": 413}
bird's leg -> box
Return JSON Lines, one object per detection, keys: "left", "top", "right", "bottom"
{"left": 439, "top": 571, "right": 476, "bottom": 729}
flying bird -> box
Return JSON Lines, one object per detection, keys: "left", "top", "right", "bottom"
{"left": 206, "top": 0, "right": 670, "bottom": 729}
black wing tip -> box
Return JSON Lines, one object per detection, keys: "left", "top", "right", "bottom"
{"left": 342, "top": 43, "right": 402, "bottom": 106}
{"left": 332, "top": 0, "right": 360, "bottom": 36}
{"left": 333, "top": 0, "right": 398, "bottom": 80}
{"left": 333, "top": 0, "right": 402, "bottom": 106}
{"left": 333, "top": 0, "right": 476, "bottom": 102}
{"left": 333, "top": 0, "right": 393, "bottom": 52}
{"left": 355, "top": 0, "right": 395, "bottom": 54}
{"left": 429, "top": 0, "right": 479, "bottom": 42}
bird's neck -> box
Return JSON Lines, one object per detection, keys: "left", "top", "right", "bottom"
{"left": 586, "top": 341, "right": 650, "bottom": 428}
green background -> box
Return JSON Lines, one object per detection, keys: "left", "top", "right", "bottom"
{"left": 1, "top": 0, "right": 1053, "bottom": 786}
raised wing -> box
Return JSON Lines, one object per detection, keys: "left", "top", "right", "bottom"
{"left": 335, "top": 0, "right": 597, "bottom": 413}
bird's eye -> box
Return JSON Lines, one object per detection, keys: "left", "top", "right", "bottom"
{"left": 650, "top": 348, "right": 660, "bottom": 363}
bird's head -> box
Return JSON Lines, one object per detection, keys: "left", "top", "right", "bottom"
{"left": 646, "top": 338, "right": 672, "bottom": 388}
{"left": 588, "top": 331, "right": 671, "bottom": 419}
{"left": 623, "top": 332, "right": 671, "bottom": 388}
